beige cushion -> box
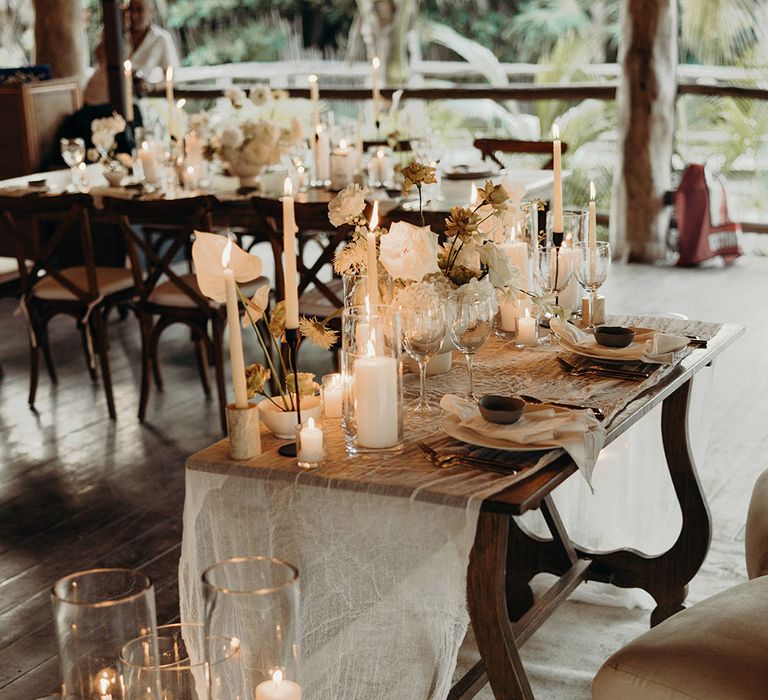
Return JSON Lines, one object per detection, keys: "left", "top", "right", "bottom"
{"left": 592, "top": 577, "right": 768, "bottom": 700}
{"left": 149, "top": 273, "right": 269, "bottom": 309}
{"left": 746, "top": 470, "right": 768, "bottom": 579}
{"left": 300, "top": 279, "right": 343, "bottom": 318}
{"left": 33, "top": 266, "right": 134, "bottom": 300}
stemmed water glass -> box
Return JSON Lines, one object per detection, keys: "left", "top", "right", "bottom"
{"left": 447, "top": 294, "right": 495, "bottom": 403}
{"left": 534, "top": 243, "right": 573, "bottom": 312}
{"left": 60, "top": 137, "right": 85, "bottom": 191}
{"left": 401, "top": 303, "right": 446, "bottom": 416}
{"left": 572, "top": 241, "right": 611, "bottom": 329}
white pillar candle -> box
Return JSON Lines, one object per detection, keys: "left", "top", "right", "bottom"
{"left": 123, "top": 60, "right": 134, "bottom": 123}
{"left": 222, "top": 241, "right": 249, "bottom": 409}
{"left": 322, "top": 373, "right": 343, "bottom": 418}
{"left": 139, "top": 142, "right": 160, "bottom": 184}
{"left": 255, "top": 670, "right": 302, "bottom": 700}
{"left": 297, "top": 417, "right": 325, "bottom": 464}
{"left": 552, "top": 124, "right": 563, "bottom": 233}
{"left": 308, "top": 74, "right": 320, "bottom": 133}
{"left": 330, "top": 140, "right": 354, "bottom": 190}
{"left": 371, "top": 56, "right": 381, "bottom": 127}
{"left": 366, "top": 201, "right": 379, "bottom": 306}
{"left": 369, "top": 149, "right": 387, "bottom": 185}
{"left": 499, "top": 290, "right": 517, "bottom": 332}
{"left": 354, "top": 122, "right": 364, "bottom": 171}
{"left": 314, "top": 125, "right": 331, "bottom": 183}
{"left": 516, "top": 308, "right": 537, "bottom": 346}
{"left": 502, "top": 237, "right": 529, "bottom": 292}
{"left": 354, "top": 342, "right": 399, "bottom": 448}
{"left": 165, "top": 66, "right": 175, "bottom": 139}
{"left": 282, "top": 178, "right": 300, "bottom": 329}
{"left": 470, "top": 182, "right": 478, "bottom": 206}
{"left": 588, "top": 180, "right": 597, "bottom": 283}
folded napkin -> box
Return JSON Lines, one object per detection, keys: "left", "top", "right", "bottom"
{"left": 550, "top": 318, "right": 688, "bottom": 364}
{"left": 440, "top": 394, "right": 605, "bottom": 488}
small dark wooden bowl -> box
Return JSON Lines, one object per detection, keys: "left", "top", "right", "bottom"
{"left": 479, "top": 395, "right": 525, "bottom": 425}
{"left": 594, "top": 325, "right": 635, "bottom": 348}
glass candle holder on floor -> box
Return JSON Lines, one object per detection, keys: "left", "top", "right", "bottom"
{"left": 295, "top": 417, "right": 327, "bottom": 468}
{"left": 51, "top": 568, "right": 157, "bottom": 700}
{"left": 341, "top": 304, "right": 404, "bottom": 454}
{"left": 120, "top": 623, "right": 241, "bottom": 700}
{"left": 202, "top": 557, "right": 301, "bottom": 699}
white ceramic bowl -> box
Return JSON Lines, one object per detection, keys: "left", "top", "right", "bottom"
{"left": 258, "top": 395, "right": 323, "bottom": 439}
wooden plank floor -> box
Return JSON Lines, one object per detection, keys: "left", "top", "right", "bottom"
{"left": 0, "top": 297, "right": 331, "bottom": 699}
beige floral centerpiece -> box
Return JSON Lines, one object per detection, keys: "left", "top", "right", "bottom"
{"left": 89, "top": 113, "right": 131, "bottom": 185}
{"left": 192, "top": 231, "right": 338, "bottom": 438}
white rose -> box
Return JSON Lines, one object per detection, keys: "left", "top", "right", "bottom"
{"left": 225, "top": 87, "right": 247, "bottom": 108}
{"left": 379, "top": 221, "right": 441, "bottom": 282}
{"left": 455, "top": 276, "right": 496, "bottom": 303}
{"left": 328, "top": 184, "right": 368, "bottom": 227}
{"left": 249, "top": 85, "right": 273, "bottom": 107}
{"left": 478, "top": 242, "right": 519, "bottom": 289}
{"left": 220, "top": 125, "right": 244, "bottom": 150}
{"left": 91, "top": 128, "right": 115, "bottom": 151}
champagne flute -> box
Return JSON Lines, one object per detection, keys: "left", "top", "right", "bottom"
{"left": 60, "top": 137, "right": 85, "bottom": 191}
{"left": 447, "top": 294, "right": 495, "bottom": 403}
{"left": 573, "top": 241, "right": 611, "bottom": 329}
{"left": 401, "top": 304, "right": 446, "bottom": 416}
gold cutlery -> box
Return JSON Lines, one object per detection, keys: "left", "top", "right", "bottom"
{"left": 417, "top": 443, "right": 518, "bottom": 475}
{"left": 557, "top": 357, "right": 647, "bottom": 380}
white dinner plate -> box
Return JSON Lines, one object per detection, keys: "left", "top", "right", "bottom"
{"left": 442, "top": 413, "right": 553, "bottom": 452}
{"left": 554, "top": 326, "right": 663, "bottom": 363}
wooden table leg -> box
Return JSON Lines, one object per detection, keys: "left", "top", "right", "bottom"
{"left": 467, "top": 510, "right": 534, "bottom": 700}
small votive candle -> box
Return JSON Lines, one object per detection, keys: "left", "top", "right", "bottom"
{"left": 515, "top": 308, "right": 538, "bottom": 347}
{"left": 497, "top": 289, "right": 517, "bottom": 335}
{"left": 255, "top": 669, "right": 302, "bottom": 700}
{"left": 296, "top": 417, "right": 326, "bottom": 469}
{"left": 321, "top": 373, "right": 342, "bottom": 418}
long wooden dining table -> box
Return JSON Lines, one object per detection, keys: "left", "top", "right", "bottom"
{"left": 181, "top": 315, "right": 743, "bottom": 700}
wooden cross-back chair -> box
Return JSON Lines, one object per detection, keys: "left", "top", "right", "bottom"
{"left": 473, "top": 138, "right": 569, "bottom": 170}
{"left": 251, "top": 196, "right": 352, "bottom": 321}
{"left": 104, "top": 195, "right": 267, "bottom": 432}
{"left": 0, "top": 193, "right": 135, "bottom": 417}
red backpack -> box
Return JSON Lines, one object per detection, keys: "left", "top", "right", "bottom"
{"left": 675, "top": 164, "right": 741, "bottom": 266}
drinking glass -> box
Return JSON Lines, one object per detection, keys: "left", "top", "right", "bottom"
{"left": 202, "top": 557, "right": 301, "bottom": 699}
{"left": 51, "top": 568, "right": 157, "bottom": 699}
{"left": 120, "top": 623, "right": 242, "bottom": 700}
{"left": 572, "top": 241, "right": 611, "bottom": 329}
{"left": 401, "top": 304, "right": 446, "bottom": 416}
{"left": 60, "top": 138, "right": 86, "bottom": 191}
{"left": 534, "top": 244, "right": 573, "bottom": 304}
{"left": 447, "top": 294, "right": 495, "bottom": 403}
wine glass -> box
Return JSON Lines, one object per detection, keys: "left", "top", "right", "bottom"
{"left": 447, "top": 294, "right": 495, "bottom": 403}
{"left": 534, "top": 243, "right": 573, "bottom": 314}
{"left": 60, "top": 137, "right": 85, "bottom": 191}
{"left": 572, "top": 241, "right": 611, "bottom": 329}
{"left": 401, "top": 304, "right": 446, "bottom": 416}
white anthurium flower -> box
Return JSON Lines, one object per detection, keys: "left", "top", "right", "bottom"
{"left": 192, "top": 231, "right": 263, "bottom": 303}
{"left": 242, "top": 284, "right": 270, "bottom": 327}
{"left": 479, "top": 241, "right": 519, "bottom": 289}
{"left": 379, "top": 221, "right": 441, "bottom": 282}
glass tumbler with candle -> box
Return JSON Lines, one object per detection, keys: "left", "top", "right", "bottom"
{"left": 321, "top": 373, "right": 343, "bottom": 418}
{"left": 572, "top": 241, "right": 611, "bottom": 329}
{"left": 203, "top": 557, "right": 301, "bottom": 700}
{"left": 295, "top": 416, "right": 327, "bottom": 468}
{"left": 341, "top": 304, "right": 404, "bottom": 454}
{"left": 120, "top": 623, "right": 242, "bottom": 700}
{"left": 51, "top": 567, "right": 158, "bottom": 699}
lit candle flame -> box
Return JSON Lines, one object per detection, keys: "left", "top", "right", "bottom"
{"left": 221, "top": 238, "right": 232, "bottom": 268}
{"left": 376, "top": 149, "right": 384, "bottom": 159}
{"left": 176, "top": 98, "right": 186, "bottom": 110}
{"left": 589, "top": 180, "right": 596, "bottom": 201}
{"left": 272, "top": 669, "right": 283, "bottom": 686}
{"left": 308, "top": 74, "right": 318, "bottom": 85}
{"left": 123, "top": 59, "right": 131, "bottom": 73}
{"left": 339, "top": 139, "right": 347, "bottom": 149}
{"left": 470, "top": 182, "right": 478, "bottom": 206}
{"left": 99, "top": 673, "right": 111, "bottom": 694}
{"left": 525, "top": 307, "right": 531, "bottom": 319}
{"left": 366, "top": 339, "right": 376, "bottom": 357}
{"left": 552, "top": 124, "right": 560, "bottom": 141}
{"left": 307, "top": 417, "right": 315, "bottom": 430}
{"left": 165, "top": 65, "right": 173, "bottom": 82}
{"left": 370, "top": 201, "right": 379, "bottom": 231}
{"left": 372, "top": 56, "right": 380, "bottom": 70}
{"left": 316, "top": 124, "right": 323, "bottom": 137}
{"left": 565, "top": 233, "right": 573, "bottom": 245}
{"left": 283, "top": 177, "right": 293, "bottom": 196}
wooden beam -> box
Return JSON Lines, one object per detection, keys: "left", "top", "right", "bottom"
{"left": 101, "top": 0, "right": 127, "bottom": 117}
{"left": 32, "top": 0, "right": 87, "bottom": 79}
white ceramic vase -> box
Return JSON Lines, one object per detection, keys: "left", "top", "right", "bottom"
{"left": 258, "top": 395, "right": 323, "bottom": 439}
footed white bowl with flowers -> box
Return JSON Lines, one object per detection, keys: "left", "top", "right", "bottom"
{"left": 258, "top": 395, "right": 323, "bottom": 439}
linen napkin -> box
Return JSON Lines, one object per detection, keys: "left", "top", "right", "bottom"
{"left": 440, "top": 394, "right": 605, "bottom": 488}
{"left": 550, "top": 318, "right": 688, "bottom": 364}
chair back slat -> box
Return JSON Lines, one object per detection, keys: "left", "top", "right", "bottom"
{"left": 473, "top": 138, "right": 568, "bottom": 170}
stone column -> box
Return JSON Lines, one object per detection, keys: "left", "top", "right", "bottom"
{"left": 33, "top": 0, "right": 87, "bottom": 79}
{"left": 610, "top": 0, "right": 677, "bottom": 262}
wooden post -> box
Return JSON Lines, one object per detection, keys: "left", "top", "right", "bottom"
{"left": 32, "top": 0, "right": 87, "bottom": 79}
{"left": 610, "top": 0, "right": 677, "bottom": 263}
{"left": 101, "top": 0, "right": 127, "bottom": 117}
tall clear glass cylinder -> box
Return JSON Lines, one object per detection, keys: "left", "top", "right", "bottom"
{"left": 341, "top": 304, "right": 404, "bottom": 453}
{"left": 51, "top": 568, "right": 158, "bottom": 699}
{"left": 341, "top": 270, "right": 393, "bottom": 308}
{"left": 202, "top": 557, "right": 301, "bottom": 699}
